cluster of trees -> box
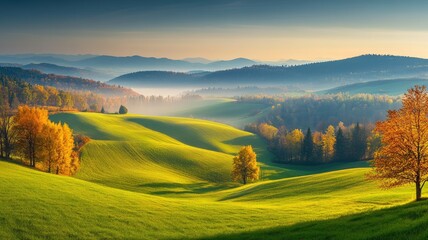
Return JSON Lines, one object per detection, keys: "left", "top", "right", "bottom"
{"left": 248, "top": 122, "right": 380, "bottom": 164}
{"left": 0, "top": 105, "right": 85, "bottom": 175}
{"left": 239, "top": 94, "right": 400, "bottom": 131}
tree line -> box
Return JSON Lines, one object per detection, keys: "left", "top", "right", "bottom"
{"left": 247, "top": 121, "right": 380, "bottom": 164}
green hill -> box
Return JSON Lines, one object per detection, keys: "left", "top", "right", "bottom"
{"left": 1, "top": 112, "right": 426, "bottom": 239}
{"left": 50, "top": 112, "right": 277, "bottom": 194}
{"left": 173, "top": 98, "right": 271, "bottom": 128}
{"left": 321, "top": 78, "right": 428, "bottom": 96}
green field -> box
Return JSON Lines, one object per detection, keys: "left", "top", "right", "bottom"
{"left": 0, "top": 112, "right": 425, "bottom": 239}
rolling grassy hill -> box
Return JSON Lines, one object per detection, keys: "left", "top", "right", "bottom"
{"left": 321, "top": 78, "right": 428, "bottom": 95}
{"left": 1, "top": 112, "right": 426, "bottom": 239}
{"left": 173, "top": 98, "right": 272, "bottom": 128}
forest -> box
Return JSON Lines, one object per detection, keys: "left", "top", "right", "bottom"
{"left": 240, "top": 93, "right": 401, "bottom": 130}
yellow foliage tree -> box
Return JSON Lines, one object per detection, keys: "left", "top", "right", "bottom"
{"left": 14, "top": 106, "right": 49, "bottom": 167}
{"left": 285, "top": 129, "right": 304, "bottom": 162}
{"left": 14, "top": 105, "right": 77, "bottom": 175}
{"left": 40, "top": 121, "right": 75, "bottom": 174}
{"left": 232, "top": 145, "right": 259, "bottom": 184}
{"left": 258, "top": 123, "right": 278, "bottom": 141}
{"left": 322, "top": 125, "right": 336, "bottom": 162}
{"left": 368, "top": 86, "right": 428, "bottom": 201}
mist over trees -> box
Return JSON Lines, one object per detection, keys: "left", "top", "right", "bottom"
{"left": 241, "top": 93, "right": 400, "bottom": 131}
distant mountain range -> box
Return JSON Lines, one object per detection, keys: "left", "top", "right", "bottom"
{"left": 108, "top": 55, "right": 428, "bottom": 89}
{"left": 0, "top": 54, "right": 313, "bottom": 78}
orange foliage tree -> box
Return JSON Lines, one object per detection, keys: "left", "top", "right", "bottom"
{"left": 232, "top": 145, "right": 260, "bottom": 184}
{"left": 13, "top": 105, "right": 78, "bottom": 175}
{"left": 14, "top": 106, "right": 49, "bottom": 167}
{"left": 368, "top": 86, "right": 428, "bottom": 201}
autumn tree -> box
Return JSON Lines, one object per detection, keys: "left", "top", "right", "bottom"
{"left": 368, "top": 86, "right": 428, "bottom": 201}
{"left": 40, "top": 121, "right": 62, "bottom": 173}
{"left": 285, "top": 129, "right": 304, "bottom": 162}
{"left": 232, "top": 145, "right": 259, "bottom": 184}
{"left": 258, "top": 123, "right": 278, "bottom": 142}
{"left": 322, "top": 125, "right": 336, "bottom": 162}
{"left": 14, "top": 106, "right": 49, "bottom": 167}
{"left": 366, "top": 132, "right": 381, "bottom": 159}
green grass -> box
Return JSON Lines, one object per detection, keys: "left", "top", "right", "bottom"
{"left": 173, "top": 98, "right": 271, "bottom": 128}
{"left": 1, "top": 112, "right": 426, "bottom": 239}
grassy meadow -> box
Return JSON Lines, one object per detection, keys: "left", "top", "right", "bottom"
{"left": 0, "top": 112, "right": 425, "bottom": 239}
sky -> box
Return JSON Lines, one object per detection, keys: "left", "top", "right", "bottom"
{"left": 1, "top": 0, "right": 428, "bottom": 61}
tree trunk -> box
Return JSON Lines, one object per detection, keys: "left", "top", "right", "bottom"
{"left": 416, "top": 180, "right": 422, "bottom": 201}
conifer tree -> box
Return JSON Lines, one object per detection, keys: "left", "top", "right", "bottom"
{"left": 301, "top": 128, "right": 314, "bottom": 162}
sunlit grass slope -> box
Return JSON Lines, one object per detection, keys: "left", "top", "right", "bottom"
{"left": 50, "top": 112, "right": 276, "bottom": 194}
{"left": 1, "top": 160, "right": 424, "bottom": 240}
{"left": 1, "top": 112, "right": 424, "bottom": 239}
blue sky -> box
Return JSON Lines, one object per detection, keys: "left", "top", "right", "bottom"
{"left": 1, "top": 0, "right": 428, "bottom": 60}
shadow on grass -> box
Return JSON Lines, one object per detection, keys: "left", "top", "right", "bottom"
{"left": 139, "top": 182, "right": 237, "bottom": 195}
{"left": 198, "top": 200, "right": 428, "bottom": 240}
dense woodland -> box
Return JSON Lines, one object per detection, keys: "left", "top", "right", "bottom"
{"left": 240, "top": 93, "right": 401, "bottom": 131}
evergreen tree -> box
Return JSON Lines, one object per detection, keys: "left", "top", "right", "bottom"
{"left": 334, "top": 127, "right": 348, "bottom": 162}
{"left": 119, "top": 105, "right": 128, "bottom": 114}
{"left": 351, "top": 123, "right": 366, "bottom": 161}
{"left": 301, "top": 128, "right": 314, "bottom": 162}
{"left": 101, "top": 106, "right": 105, "bottom": 113}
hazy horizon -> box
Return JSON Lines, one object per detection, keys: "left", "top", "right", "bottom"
{"left": 2, "top": 0, "right": 428, "bottom": 61}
